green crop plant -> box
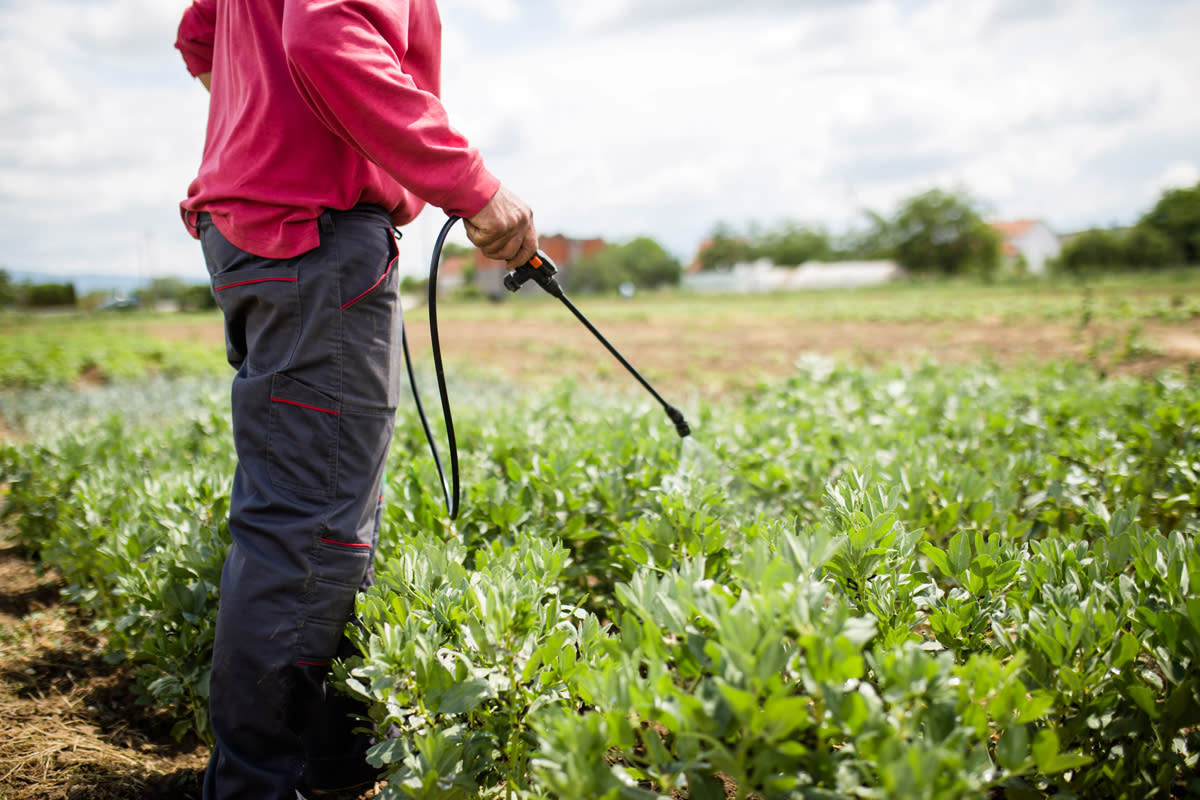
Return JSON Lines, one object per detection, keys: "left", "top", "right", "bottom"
{"left": 339, "top": 534, "right": 610, "bottom": 799}
{"left": 2, "top": 359, "right": 1197, "bottom": 797}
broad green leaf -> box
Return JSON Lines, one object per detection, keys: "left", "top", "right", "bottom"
{"left": 1031, "top": 728, "right": 1059, "bottom": 773}
{"left": 948, "top": 531, "right": 972, "bottom": 575}
{"left": 366, "top": 736, "right": 407, "bottom": 767}
{"left": 437, "top": 678, "right": 490, "bottom": 715}
{"left": 920, "top": 542, "right": 952, "bottom": 576}
{"left": 1013, "top": 690, "right": 1055, "bottom": 724}
{"left": 996, "top": 724, "right": 1030, "bottom": 771}
{"left": 1109, "top": 632, "right": 1140, "bottom": 669}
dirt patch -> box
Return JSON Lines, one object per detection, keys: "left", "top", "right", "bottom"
{"left": 1158, "top": 329, "right": 1200, "bottom": 359}
{"left": 0, "top": 540, "right": 208, "bottom": 800}
{"left": 397, "top": 315, "right": 1200, "bottom": 393}
{"left": 143, "top": 323, "right": 225, "bottom": 350}
{"left": 0, "top": 415, "right": 22, "bottom": 446}
{"left": 0, "top": 534, "right": 388, "bottom": 800}
{"left": 0, "top": 545, "right": 60, "bottom": 622}
{"left": 135, "top": 309, "right": 1200, "bottom": 393}
{"left": 75, "top": 364, "right": 109, "bottom": 390}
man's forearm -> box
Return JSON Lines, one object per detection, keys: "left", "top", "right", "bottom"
{"left": 199, "top": 72, "right": 211, "bottom": 91}
{"left": 281, "top": 1, "right": 499, "bottom": 219}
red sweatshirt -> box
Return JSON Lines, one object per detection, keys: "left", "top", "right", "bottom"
{"left": 175, "top": 0, "right": 500, "bottom": 259}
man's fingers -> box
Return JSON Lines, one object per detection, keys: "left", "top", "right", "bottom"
{"left": 466, "top": 223, "right": 538, "bottom": 268}
{"left": 508, "top": 236, "right": 539, "bottom": 269}
{"left": 467, "top": 225, "right": 515, "bottom": 261}
{"left": 490, "top": 234, "right": 537, "bottom": 269}
{"left": 464, "top": 185, "right": 538, "bottom": 268}
{"left": 463, "top": 221, "right": 510, "bottom": 258}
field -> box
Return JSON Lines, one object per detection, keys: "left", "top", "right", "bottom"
{"left": 1, "top": 273, "right": 1199, "bottom": 799}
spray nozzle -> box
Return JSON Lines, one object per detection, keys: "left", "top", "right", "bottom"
{"left": 503, "top": 244, "right": 691, "bottom": 439}
{"left": 504, "top": 251, "right": 563, "bottom": 298}
{"left": 665, "top": 404, "right": 691, "bottom": 438}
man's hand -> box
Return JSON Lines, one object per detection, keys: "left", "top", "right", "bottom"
{"left": 464, "top": 186, "right": 538, "bottom": 268}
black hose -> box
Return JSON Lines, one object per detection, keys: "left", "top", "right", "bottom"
{"left": 402, "top": 213, "right": 692, "bottom": 520}
{"left": 400, "top": 215, "right": 463, "bottom": 519}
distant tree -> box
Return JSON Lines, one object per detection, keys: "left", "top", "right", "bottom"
{"left": 26, "top": 281, "right": 77, "bottom": 308}
{"left": 0, "top": 268, "right": 13, "bottom": 307}
{"left": 138, "top": 276, "right": 190, "bottom": 306}
{"left": 619, "top": 237, "right": 681, "bottom": 288}
{"left": 1137, "top": 180, "right": 1200, "bottom": 264}
{"left": 179, "top": 283, "right": 218, "bottom": 311}
{"left": 80, "top": 289, "right": 131, "bottom": 312}
{"left": 758, "top": 222, "right": 833, "bottom": 266}
{"left": 400, "top": 275, "right": 429, "bottom": 294}
{"left": 1059, "top": 228, "right": 1128, "bottom": 274}
{"left": 440, "top": 242, "right": 475, "bottom": 260}
{"left": 697, "top": 223, "right": 754, "bottom": 270}
{"left": 566, "top": 249, "right": 626, "bottom": 293}
{"left": 570, "top": 237, "right": 681, "bottom": 293}
{"left": 79, "top": 289, "right": 108, "bottom": 312}
{"left": 1122, "top": 225, "right": 1174, "bottom": 269}
{"left": 890, "top": 188, "right": 1000, "bottom": 277}
{"left": 836, "top": 210, "right": 902, "bottom": 260}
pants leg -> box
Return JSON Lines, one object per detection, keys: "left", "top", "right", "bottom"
{"left": 198, "top": 207, "right": 402, "bottom": 800}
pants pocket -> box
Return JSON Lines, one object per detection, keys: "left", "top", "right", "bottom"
{"left": 211, "top": 264, "right": 301, "bottom": 373}
{"left": 201, "top": 220, "right": 302, "bottom": 374}
{"left": 339, "top": 228, "right": 403, "bottom": 410}
{"left": 267, "top": 373, "right": 340, "bottom": 496}
{"left": 296, "top": 537, "right": 373, "bottom": 663}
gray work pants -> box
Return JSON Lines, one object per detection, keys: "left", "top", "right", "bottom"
{"left": 197, "top": 206, "right": 401, "bottom": 799}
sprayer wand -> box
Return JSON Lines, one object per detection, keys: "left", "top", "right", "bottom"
{"left": 405, "top": 215, "right": 691, "bottom": 519}
{"left": 501, "top": 250, "right": 691, "bottom": 438}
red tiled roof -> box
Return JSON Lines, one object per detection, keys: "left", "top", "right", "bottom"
{"left": 989, "top": 220, "right": 1039, "bottom": 238}
{"left": 439, "top": 254, "right": 471, "bottom": 277}
{"left": 472, "top": 233, "right": 607, "bottom": 271}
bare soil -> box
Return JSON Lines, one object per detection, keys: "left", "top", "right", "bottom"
{"left": 398, "top": 315, "right": 1200, "bottom": 393}
{"left": 0, "top": 537, "right": 208, "bottom": 800}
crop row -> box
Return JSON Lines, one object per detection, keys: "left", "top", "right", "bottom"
{"left": 0, "top": 314, "right": 226, "bottom": 388}
{"left": 2, "top": 360, "right": 1198, "bottom": 798}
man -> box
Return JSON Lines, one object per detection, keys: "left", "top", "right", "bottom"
{"left": 175, "top": 2, "right": 538, "bottom": 798}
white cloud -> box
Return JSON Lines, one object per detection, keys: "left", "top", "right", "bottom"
{"left": 553, "top": 0, "right": 872, "bottom": 33}
{"left": 0, "top": 0, "right": 204, "bottom": 278}
{"left": 0, "top": 0, "right": 1197, "bottom": 280}
{"left": 67, "top": 0, "right": 185, "bottom": 58}
{"left": 1149, "top": 161, "right": 1200, "bottom": 196}
{"left": 439, "top": 0, "right": 520, "bottom": 25}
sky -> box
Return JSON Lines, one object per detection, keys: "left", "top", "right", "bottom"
{"left": 1, "top": 0, "right": 1198, "bottom": 284}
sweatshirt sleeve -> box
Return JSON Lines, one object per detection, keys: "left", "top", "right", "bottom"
{"left": 281, "top": 0, "right": 500, "bottom": 218}
{"left": 175, "top": 0, "right": 217, "bottom": 77}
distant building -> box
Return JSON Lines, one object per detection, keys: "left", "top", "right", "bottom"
{"left": 688, "top": 238, "right": 714, "bottom": 273}
{"left": 682, "top": 259, "right": 902, "bottom": 293}
{"left": 470, "top": 233, "right": 608, "bottom": 296}
{"left": 686, "top": 239, "right": 901, "bottom": 291}
{"left": 539, "top": 234, "right": 609, "bottom": 267}
{"left": 688, "top": 236, "right": 750, "bottom": 273}
{"left": 436, "top": 254, "right": 472, "bottom": 293}
{"left": 989, "top": 219, "right": 1061, "bottom": 275}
